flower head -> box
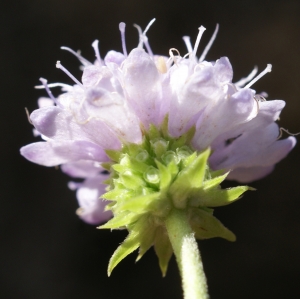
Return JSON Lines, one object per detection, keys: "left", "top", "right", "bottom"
{"left": 21, "top": 20, "right": 296, "bottom": 274}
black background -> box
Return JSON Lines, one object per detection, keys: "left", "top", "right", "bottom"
{"left": 1, "top": 0, "right": 300, "bottom": 298}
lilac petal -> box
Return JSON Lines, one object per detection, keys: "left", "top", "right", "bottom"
{"left": 193, "top": 88, "right": 257, "bottom": 150}
{"left": 122, "top": 48, "right": 161, "bottom": 127}
{"left": 210, "top": 125, "right": 296, "bottom": 172}
{"left": 169, "top": 65, "right": 218, "bottom": 136}
{"left": 83, "top": 87, "right": 142, "bottom": 144}
{"left": 61, "top": 160, "right": 103, "bottom": 178}
{"left": 30, "top": 106, "right": 121, "bottom": 150}
{"left": 74, "top": 174, "right": 112, "bottom": 225}
{"left": 214, "top": 57, "right": 233, "bottom": 84}
{"left": 209, "top": 100, "right": 289, "bottom": 169}
{"left": 20, "top": 140, "right": 109, "bottom": 167}
{"left": 168, "top": 58, "right": 233, "bottom": 137}
{"left": 37, "top": 97, "right": 54, "bottom": 108}
{"left": 82, "top": 65, "right": 104, "bottom": 87}
{"left": 226, "top": 165, "right": 275, "bottom": 183}
{"left": 104, "top": 50, "right": 125, "bottom": 66}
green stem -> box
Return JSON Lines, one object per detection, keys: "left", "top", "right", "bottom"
{"left": 165, "top": 208, "right": 209, "bottom": 299}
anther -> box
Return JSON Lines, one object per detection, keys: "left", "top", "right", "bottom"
{"left": 119, "top": 22, "right": 128, "bottom": 57}
{"left": 244, "top": 64, "right": 272, "bottom": 89}
{"left": 60, "top": 46, "right": 91, "bottom": 66}
{"left": 199, "top": 24, "right": 219, "bottom": 62}
{"left": 91, "top": 40, "right": 102, "bottom": 64}
{"left": 56, "top": 61, "right": 83, "bottom": 86}
{"left": 192, "top": 26, "right": 206, "bottom": 60}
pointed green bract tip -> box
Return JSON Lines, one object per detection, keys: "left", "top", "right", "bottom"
{"left": 102, "top": 119, "right": 253, "bottom": 275}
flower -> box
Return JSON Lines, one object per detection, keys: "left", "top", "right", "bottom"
{"left": 21, "top": 20, "right": 296, "bottom": 262}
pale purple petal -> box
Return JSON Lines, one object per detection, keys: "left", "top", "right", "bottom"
{"left": 226, "top": 165, "right": 275, "bottom": 183}
{"left": 168, "top": 58, "right": 233, "bottom": 137}
{"left": 122, "top": 48, "right": 162, "bottom": 127}
{"left": 20, "top": 140, "right": 109, "bottom": 167}
{"left": 30, "top": 106, "right": 121, "bottom": 149}
{"left": 61, "top": 160, "right": 103, "bottom": 178}
{"left": 104, "top": 50, "right": 125, "bottom": 66}
{"left": 193, "top": 88, "right": 257, "bottom": 150}
{"left": 74, "top": 174, "right": 112, "bottom": 225}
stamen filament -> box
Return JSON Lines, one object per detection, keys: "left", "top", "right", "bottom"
{"left": 199, "top": 24, "right": 219, "bottom": 62}
{"left": 119, "top": 22, "right": 128, "bottom": 57}
{"left": 38, "top": 78, "right": 57, "bottom": 103}
{"left": 133, "top": 24, "right": 144, "bottom": 48}
{"left": 60, "top": 46, "right": 91, "bottom": 66}
{"left": 143, "top": 36, "right": 154, "bottom": 57}
{"left": 56, "top": 61, "right": 83, "bottom": 86}
{"left": 244, "top": 64, "right": 272, "bottom": 89}
{"left": 235, "top": 66, "right": 258, "bottom": 87}
{"left": 182, "top": 36, "right": 193, "bottom": 54}
{"left": 192, "top": 26, "right": 206, "bottom": 60}
{"left": 35, "top": 82, "right": 72, "bottom": 90}
{"left": 91, "top": 40, "right": 102, "bottom": 64}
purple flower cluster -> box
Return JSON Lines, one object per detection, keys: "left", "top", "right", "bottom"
{"left": 21, "top": 21, "right": 296, "bottom": 224}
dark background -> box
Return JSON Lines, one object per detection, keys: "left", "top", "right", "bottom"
{"left": 1, "top": 0, "right": 300, "bottom": 298}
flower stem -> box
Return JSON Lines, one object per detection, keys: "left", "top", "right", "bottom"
{"left": 165, "top": 208, "right": 209, "bottom": 299}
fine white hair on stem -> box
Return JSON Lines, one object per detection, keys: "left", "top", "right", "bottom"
{"left": 199, "top": 24, "right": 219, "bottom": 62}
{"left": 244, "top": 64, "right": 272, "bottom": 89}
{"left": 235, "top": 66, "right": 258, "bottom": 87}
{"left": 182, "top": 36, "right": 193, "bottom": 54}
{"left": 192, "top": 26, "right": 206, "bottom": 60}
{"left": 60, "top": 46, "right": 91, "bottom": 66}
{"left": 91, "top": 40, "right": 101, "bottom": 64}
{"left": 119, "top": 22, "right": 128, "bottom": 57}
{"left": 56, "top": 61, "right": 83, "bottom": 86}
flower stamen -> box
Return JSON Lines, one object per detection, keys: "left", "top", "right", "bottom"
{"left": 244, "top": 64, "right": 272, "bottom": 89}
{"left": 199, "top": 23, "right": 219, "bottom": 62}
{"left": 38, "top": 78, "right": 57, "bottom": 103}
{"left": 182, "top": 36, "right": 193, "bottom": 54}
{"left": 56, "top": 61, "right": 83, "bottom": 86}
{"left": 192, "top": 26, "right": 206, "bottom": 60}
{"left": 60, "top": 46, "right": 91, "bottom": 66}
{"left": 91, "top": 40, "right": 102, "bottom": 64}
{"left": 35, "top": 82, "right": 72, "bottom": 91}
{"left": 119, "top": 22, "right": 128, "bottom": 57}
{"left": 133, "top": 24, "right": 144, "bottom": 48}
{"left": 235, "top": 66, "right": 258, "bottom": 87}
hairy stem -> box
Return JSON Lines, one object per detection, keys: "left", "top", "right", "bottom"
{"left": 165, "top": 209, "right": 209, "bottom": 299}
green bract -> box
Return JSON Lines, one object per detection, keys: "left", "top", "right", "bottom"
{"left": 99, "top": 118, "right": 253, "bottom": 276}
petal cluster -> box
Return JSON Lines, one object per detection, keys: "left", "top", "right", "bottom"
{"left": 21, "top": 21, "right": 296, "bottom": 224}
